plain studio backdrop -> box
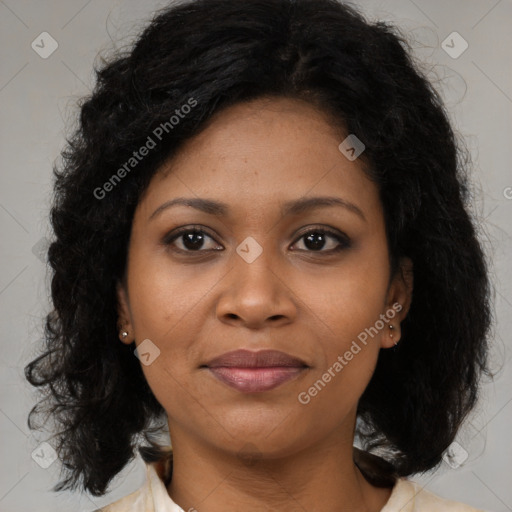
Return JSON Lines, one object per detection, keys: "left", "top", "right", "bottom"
{"left": 0, "top": 1, "right": 511, "bottom": 511}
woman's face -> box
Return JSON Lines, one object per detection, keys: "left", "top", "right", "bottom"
{"left": 117, "top": 96, "right": 412, "bottom": 459}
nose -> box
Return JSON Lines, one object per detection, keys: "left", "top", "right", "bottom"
{"left": 215, "top": 246, "right": 298, "bottom": 329}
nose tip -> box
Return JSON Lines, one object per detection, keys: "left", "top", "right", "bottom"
{"left": 216, "top": 250, "right": 298, "bottom": 328}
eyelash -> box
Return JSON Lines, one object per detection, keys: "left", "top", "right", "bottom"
{"left": 162, "top": 225, "right": 351, "bottom": 256}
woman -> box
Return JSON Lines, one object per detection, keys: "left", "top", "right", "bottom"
{"left": 25, "top": 0, "right": 493, "bottom": 510}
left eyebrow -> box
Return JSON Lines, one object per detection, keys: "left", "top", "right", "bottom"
{"left": 148, "top": 195, "right": 366, "bottom": 222}
{"left": 280, "top": 196, "right": 366, "bottom": 222}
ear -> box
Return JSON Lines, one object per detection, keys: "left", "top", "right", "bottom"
{"left": 116, "top": 280, "right": 134, "bottom": 345}
{"left": 380, "top": 256, "right": 413, "bottom": 349}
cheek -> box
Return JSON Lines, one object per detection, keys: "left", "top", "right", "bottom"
{"left": 295, "top": 241, "right": 390, "bottom": 402}
{"left": 125, "top": 249, "right": 221, "bottom": 407}
{"left": 297, "top": 278, "right": 387, "bottom": 416}
{"left": 307, "top": 241, "right": 390, "bottom": 343}
{"left": 127, "top": 247, "right": 208, "bottom": 338}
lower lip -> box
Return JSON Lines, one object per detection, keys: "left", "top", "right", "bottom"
{"left": 207, "top": 367, "right": 306, "bottom": 392}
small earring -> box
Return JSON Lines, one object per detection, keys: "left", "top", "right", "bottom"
{"left": 389, "top": 325, "right": 398, "bottom": 345}
{"left": 121, "top": 330, "right": 128, "bottom": 339}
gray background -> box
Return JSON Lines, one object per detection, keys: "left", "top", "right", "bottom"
{"left": 1, "top": 0, "right": 511, "bottom": 510}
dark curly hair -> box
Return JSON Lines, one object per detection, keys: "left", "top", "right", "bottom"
{"left": 25, "top": 0, "right": 493, "bottom": 497}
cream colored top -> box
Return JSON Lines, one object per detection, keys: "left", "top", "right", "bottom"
{"left": 99, "top": 462, "right": 485, "bottom": 512}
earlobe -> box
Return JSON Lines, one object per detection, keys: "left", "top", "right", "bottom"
{"left": 381, "top": 257, "right": 414, "bottom": 349}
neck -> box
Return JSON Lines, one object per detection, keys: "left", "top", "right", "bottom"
{"left": 165, "top": 422, "right": 393, "bottom": 512}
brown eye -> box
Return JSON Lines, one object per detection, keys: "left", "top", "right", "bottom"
{"left": 291, "top": 228, "right": 351, "bottom": 253}
{"left": 163, "top": 227, "right": 222, "bottom": 253}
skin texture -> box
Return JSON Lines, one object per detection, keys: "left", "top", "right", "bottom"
{"left": 116, "top": 96, "right": 413, "bottom": 511}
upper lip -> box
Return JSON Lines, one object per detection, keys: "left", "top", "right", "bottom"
{"left": 204, "top": 349, "right": 308, "bottom": 368}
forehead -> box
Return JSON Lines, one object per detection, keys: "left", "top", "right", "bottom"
{"left": 136, "top": 97, "right": 381, "bottom": 224}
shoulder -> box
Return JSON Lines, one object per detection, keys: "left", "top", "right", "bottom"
{"left": 95, "top": 457, "right": 183, "bottom": 512}
{"left": 96, "top": 485, "right": 151, "bottom": 512}
{"left": 95, "top": 463, "right": 159, "bottom": 512}
{"left": 382, "top": 478, "right": 486, "bottom": 512}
